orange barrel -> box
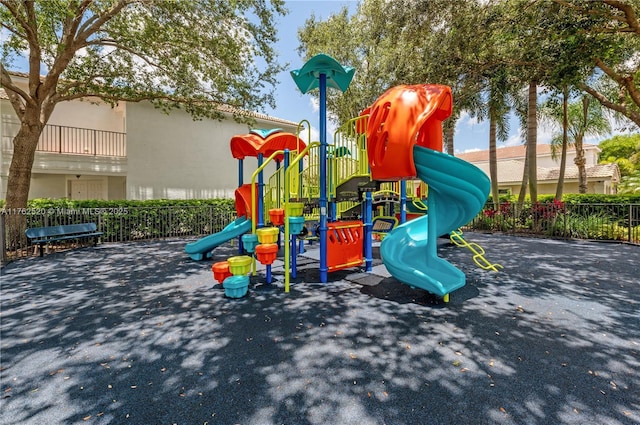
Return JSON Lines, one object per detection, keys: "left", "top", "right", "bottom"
{"left": 212, "top": 261, "right": 231, "bottom": 284}
{"left": 269, "top": 208, "right": 285, "bottom": 226}
{"left": 255, "top": 243, "right": 278, "bottom": 265}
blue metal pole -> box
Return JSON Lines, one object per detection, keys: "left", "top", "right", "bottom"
{"left": 319, "top": 73, "right": 328, "bottom": 283}
{"left": 291, "top": 233, "right": 297, "bottom": 279}
{"left": 328, "top": 155, "right": 336, "bottom": 221}
{"left": 238, "top": 159, "right": 244, "bottom": 253}
{"left": 281, "top": 149, "right": 289, "bottom": 250}
{"left": 275, "top": 160, "right": 281, "bottom": 208}
{"left": 400, "top": 180, "right": 407, "bottom": 224}
{"left": 364, "top": 191, "right": 373, "bottom": 272}
{"left": 257, "top": 153, "right": 264, "bottom": 228}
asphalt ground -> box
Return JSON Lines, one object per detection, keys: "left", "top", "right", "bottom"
{"left": 1, "top": 232, "right": 638, "bottom": 425}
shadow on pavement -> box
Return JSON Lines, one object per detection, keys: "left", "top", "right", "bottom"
{"left": 1, "top": 234, "right": 638, "bottom": 425}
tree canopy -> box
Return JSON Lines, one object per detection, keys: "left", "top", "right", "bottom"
{"left": 1, "top": 0, "right": 286, "bottom": 119}
{"left": 297, "top": 0, "right": 639, "bottom": 200}
{"left": 0, "top": 0, "right": 286, "bottom": 209}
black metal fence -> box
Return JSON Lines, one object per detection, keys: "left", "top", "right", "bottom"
{"left": 1, "top": 206, "right": 236, "bottom": 262}
{"left": 467, "top": 201, "right": 640, "bottom": 243}
{"left": 2, "top": 202, "right": 638, "bottom": 264}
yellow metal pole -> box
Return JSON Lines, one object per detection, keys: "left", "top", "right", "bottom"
{"left": 284, "top": 142, "right": 320, "bottom": 292}
{"left": 250, "top": 150, "right": 285, "bottom": 276}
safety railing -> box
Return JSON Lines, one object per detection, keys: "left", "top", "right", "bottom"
{"left": 466, "top": 201, "right": 640, "bottom": 244}
{"left": 2, "top": 118, "right": 126, "bottom": 157}
{"left": 3, "top": 202, "right": 637, "bottom": 264}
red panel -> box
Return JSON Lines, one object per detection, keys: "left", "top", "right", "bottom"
{"left": 327, "top": 220, "right": 364, "bottom": 272}
{"left": 234, "top": 184, "right": 258, "bottom": 219}
{"left": 230, "top": 134, "right": 265, "bottom": 160}
{"left": 230, "top": 132, "right": 306, "bottom": 161}
{"left": 260, "top": 133, "right": 306, "bottom": 162}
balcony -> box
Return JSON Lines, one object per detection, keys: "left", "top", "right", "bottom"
{"left": 1, "top": 118, "right": 126, "bottom": 158}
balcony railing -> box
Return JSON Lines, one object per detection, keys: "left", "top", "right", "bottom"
{"left": 1, "top": 118, "right": 126, "bottom": 157}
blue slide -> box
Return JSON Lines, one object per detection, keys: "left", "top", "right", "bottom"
{"left": 185, "top": 217, "right": 252, "bottom": 261}
{"left": 380, "top": 145, "right": 490, "bottom": 297}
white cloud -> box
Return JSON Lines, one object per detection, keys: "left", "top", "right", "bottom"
{"left": 536, "top": 122, "right": 555, "bottom": 145}
{"left": 458, "top": 147, "right": 482, "bottom": 154}
{"left": 302, "top": 96, "right": 341, "bottom": 143}
{"left": 503, "top": 133, "right": 523, "bottom": 147}
{"left": 456, "top": 111, "right": 479, "bottom": 128}
{"left": 309, "top": 97, "right": 319, "bottom": 113}
{"left": 298, "top": 124, "right": 319, "bottom": 144}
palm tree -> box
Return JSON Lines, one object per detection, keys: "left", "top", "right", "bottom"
{"left": 487, "top": 72, "right": 513, "bottom": 210}
{"left": 541, "top": 95, "right": 611, "bottom": 194}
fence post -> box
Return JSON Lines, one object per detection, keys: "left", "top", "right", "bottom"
{"left": 630, "top": 204, "right": 633, "bottom": 243}
{"left": 0, "top": 212, "right": 7, "bottom": 265}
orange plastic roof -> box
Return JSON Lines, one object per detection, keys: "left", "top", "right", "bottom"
{"left": 230, "top": 130, "right": 306, "bottom": 161}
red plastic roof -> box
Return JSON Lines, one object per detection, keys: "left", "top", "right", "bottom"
{"left": 230, "top": 131, "right": 306, "bottom": 161}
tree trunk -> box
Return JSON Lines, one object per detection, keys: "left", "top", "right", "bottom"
{"left": 5, "top": 121, "right": 45, "bottom": 210}
{"left": 444, "top": 120, "right": 455, "bottom": 155}
{"left": 489, "top": 108, "right": 499, "bottom": 210}
{"left": 555, "top": 87, "right": 569, "bottom": 200}
{"left": 574, "top": 138, "right": 587, "bottom": 193}
{"left": 527, "top": 81, "right": 538, "bottom": 204}
{"left": 4, "top": 117, "right": 44, "bottom": 249}
{"left": 517, "top": 147, "right": 529, "bottom": 211}
{"left": 575, "top": 96, "right": 589, "bottom": 194}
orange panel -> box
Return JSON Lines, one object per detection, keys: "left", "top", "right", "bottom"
{"left": 366, "top": 84, "right": 453, "bottom": 181}
{"left": 327, "top": 221, "right": 364, "bottom": 272}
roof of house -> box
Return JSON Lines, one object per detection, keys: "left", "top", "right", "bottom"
{"left": 456, "top": 143, "right": 600, "bottom": 162}
{"left": 473, "top": 161, "right": 620, "bottom": 184}
{"left": 542, "top": 163, "right": 621, "bottom": 181}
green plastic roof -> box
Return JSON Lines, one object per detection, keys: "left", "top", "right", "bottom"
{"left": 250, "top": 128, "right": 282, "bottom": 139}
{"left": 290, "top": 54, "right": 355, "bottom": 94}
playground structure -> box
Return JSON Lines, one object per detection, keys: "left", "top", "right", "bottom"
{"left": 185, "top": 53, "right": 500, "bottom": 301}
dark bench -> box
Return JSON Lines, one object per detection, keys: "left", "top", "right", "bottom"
{"left": 25, "top": 223, "right": 104, "bottom": 257}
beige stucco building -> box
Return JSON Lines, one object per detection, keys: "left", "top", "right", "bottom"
{"left": 456, "top": 144, "right": 620, "bottom": 196}
{"left": 1, "top": 73, "right": 300, "bottom": 201}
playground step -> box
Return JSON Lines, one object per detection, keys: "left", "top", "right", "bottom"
{"left": 357, "top": 179, "right": 381, "bottom": 193}
{"left": 289, "top": 198, "right": 320, "bottom": 215}
{"left": 335, "top": 176, "right": 374, "bottom": 201}
{"left": 339, "top": 203, "right": 362, "bottom": 220}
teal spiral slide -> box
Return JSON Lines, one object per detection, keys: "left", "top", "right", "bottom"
{"left": 380, "top": 145, "right": 490, "bottom": 297}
